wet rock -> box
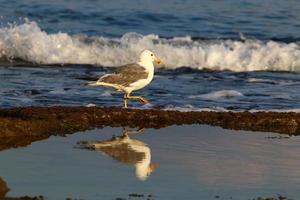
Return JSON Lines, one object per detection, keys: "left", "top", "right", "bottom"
{"left": 23, "top": 89, "right": 41, "bottom": 96}
{"left": 0, "top": 178, "right": 9, "bottom": 198}
{"left": 128, "top": 193, "right": 144, "bottom": 197}
{"left": 255, "top": 195, "right": 287, "bottom": 200}
{"left": 14, "top": 196, "right": 44, "bottom": 200}
{"left": 0, "top": 107, "right": 299, "bottom": 151}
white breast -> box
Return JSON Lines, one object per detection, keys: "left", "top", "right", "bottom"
{"left": 127, "top": 62, "right": 154, "bottom": 93}
{"left": 128, "top": 140, "right": 151, "bottom": 181}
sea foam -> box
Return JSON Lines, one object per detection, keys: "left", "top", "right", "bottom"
{"left": 1, "top": 21, "right": 300, "bottom": 71}
{"left": 189, "top": 90, "right": 243, "bottom": 100}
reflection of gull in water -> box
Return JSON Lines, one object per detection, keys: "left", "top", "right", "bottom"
{"left": 79, "top": 128, "right": 157, "bottom": 181}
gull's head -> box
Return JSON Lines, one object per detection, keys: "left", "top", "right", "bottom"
{"left": 139, "top": 50, "right": 161, "bottom": 65}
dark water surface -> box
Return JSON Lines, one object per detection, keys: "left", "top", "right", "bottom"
{"left": 1, "top": 65, "right": 300, "bottom": 111}
{"left": 0, "top": 125, "right": 299, "bottom": 199}
{"left": 1, "top": 0, "right": 300, "bottom": 39}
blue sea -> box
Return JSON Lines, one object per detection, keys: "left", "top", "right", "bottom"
{"left": 0, "top": 0, "right": 300, "bottom": 111}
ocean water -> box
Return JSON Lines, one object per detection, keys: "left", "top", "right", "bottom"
{"left": 0, "top": 0, "right": 300, "bottom": 110}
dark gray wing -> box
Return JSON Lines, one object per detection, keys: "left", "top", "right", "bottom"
{"left": 96, "top": 143, "right": 145, "bottom": 165}
{"left": 99, "top": 63, "right": 148, "bottom": 87}
{"left": 79, "top": 138, "right": 145, "bottom": 165}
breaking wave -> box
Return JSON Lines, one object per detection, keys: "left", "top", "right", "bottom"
{"left": 1, "top": 21, "right": 300, "bottom": 71}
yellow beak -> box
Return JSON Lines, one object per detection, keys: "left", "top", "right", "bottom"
{"left": 154, "top": 57, "right": 161, "bottom": 64}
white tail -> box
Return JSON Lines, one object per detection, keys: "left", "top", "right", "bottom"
{"left": 84, "top": 80, "right": 123, "bottom": 92}
{"left": 84, "top": 81, "right": 100, "bottom": 86}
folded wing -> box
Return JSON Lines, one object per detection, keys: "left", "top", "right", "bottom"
{"left": 99, "top": 63, "right": 148, "bottom": 87}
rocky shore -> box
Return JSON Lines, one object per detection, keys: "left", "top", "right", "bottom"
{"left": 0, "top": 106, "right": 299, "bottom": 151}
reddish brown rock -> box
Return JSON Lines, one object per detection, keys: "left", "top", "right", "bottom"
{"left": 0, "top": 178, "right": 9, "bottom": 199}
{"left": 0, "top": 106, "right": 299, "bottom": 151}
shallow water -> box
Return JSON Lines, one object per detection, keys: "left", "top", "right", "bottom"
{"left": 0, "top": 125, "right": 299, "bottom": 199}
{"left": 1, "top": 65, "right": 300, "bottom": 111}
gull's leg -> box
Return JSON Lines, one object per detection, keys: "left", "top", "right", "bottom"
{"left": 127, "top": 94, "right": 149, "bottom": 104}
{"left": 123, "top": 93, "right": 128, "bottom": 108}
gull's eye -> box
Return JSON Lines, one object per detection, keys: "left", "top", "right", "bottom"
{"left": 151, "top": 54, "right": 153, "bottom": 56}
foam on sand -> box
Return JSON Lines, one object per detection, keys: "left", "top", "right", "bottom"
{"left": 1, "top": 21, "right": 300, "bottom": 71}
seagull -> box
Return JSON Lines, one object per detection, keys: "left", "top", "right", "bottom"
{"left": 86, "top": 50, "right": 161, "bottom": 108}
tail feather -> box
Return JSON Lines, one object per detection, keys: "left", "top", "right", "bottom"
{"left": 83, "top": 80, "right": 123, "bottom": 92}
{"left": 83, "top": 81, "right": 100, "bottom": 86}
